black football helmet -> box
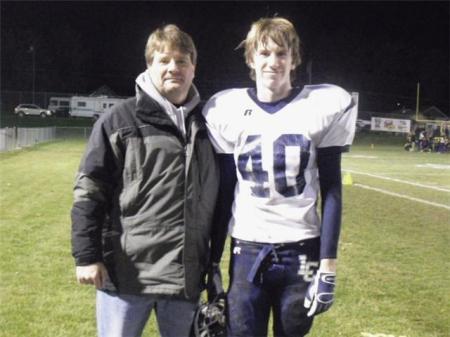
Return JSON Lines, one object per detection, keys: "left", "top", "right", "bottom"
{"left": 194, "top": 296, "right": 226, "bottom": 337}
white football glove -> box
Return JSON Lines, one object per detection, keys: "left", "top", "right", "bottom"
{"left": 304, "top": 270, "right": 336, "bottom": 317}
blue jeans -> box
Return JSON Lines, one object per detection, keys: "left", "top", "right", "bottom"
{"left": 96, "top": 290, "right": 198, "bottom": 337}
{"left": 227, "top": 237, "right": 320, "bottom": 337}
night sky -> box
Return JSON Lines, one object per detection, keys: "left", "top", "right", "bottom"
{"left": 2, "top": 1, "right": 449, "bottom": 114}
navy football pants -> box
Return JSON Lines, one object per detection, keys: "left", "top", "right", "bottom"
{"left": 227, "top": 237, "right": 320, "bottom": 337}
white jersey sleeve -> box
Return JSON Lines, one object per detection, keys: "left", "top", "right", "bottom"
{"left": 313, "top": 85, "right": 358, "bottom": 150}
{"left": 202, "top": 89, "right": 240, "bottom": 154}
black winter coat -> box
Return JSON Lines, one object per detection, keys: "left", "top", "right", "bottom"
{"left": 71, "top": 91, "right": 219, "bottom": 299}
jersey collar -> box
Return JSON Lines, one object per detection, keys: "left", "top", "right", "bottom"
{"left": 247, "top": 87, "right": 303, "bottom": 114}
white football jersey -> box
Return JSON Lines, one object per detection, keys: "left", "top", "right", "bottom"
{"left": 203, "top": 84, "right": 357, "bottom": 243}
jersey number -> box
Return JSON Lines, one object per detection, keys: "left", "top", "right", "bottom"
{"left": 237, "top": 134, "right": 311, "bottom": 198}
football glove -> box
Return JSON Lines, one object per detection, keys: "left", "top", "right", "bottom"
{"left": 206, "top": 263, "right": 224, "bottom": 302}
{"left": 304, "top": 270, "right": 336, "bottom": 317}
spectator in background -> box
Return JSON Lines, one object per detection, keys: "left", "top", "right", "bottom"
{"left": 404, "top": 132, "right": 415, "bottom": 151}
{"left": 419, "top": 130, "right": 430, "bottom": 151}
{"left": 443, "top": 124, "right": 449, "bottom": 138}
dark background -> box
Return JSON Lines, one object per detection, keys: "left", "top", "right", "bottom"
{"left": 2, "top": 1, "right": 449, "bottom": 114}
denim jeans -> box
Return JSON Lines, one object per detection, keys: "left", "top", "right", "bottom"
{"left": 227, "top": 237, "right": 320, "bottom": 337}
{"left": 96, "top": 290, "right": 198, "bottom": 337}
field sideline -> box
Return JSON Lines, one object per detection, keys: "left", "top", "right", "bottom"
{"left": 0, "top": 134, "right": 449, "bottom": 337}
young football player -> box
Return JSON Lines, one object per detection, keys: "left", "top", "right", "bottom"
{"left": 202, "top": 17, "right": 357, "bottom": 336}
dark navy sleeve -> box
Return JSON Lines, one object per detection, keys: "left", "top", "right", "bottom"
{"left": 317, "top": 147, "right": 343, "bottom": 259}
{"left": 210, "top": 154, "right": 236, "bottom": 263}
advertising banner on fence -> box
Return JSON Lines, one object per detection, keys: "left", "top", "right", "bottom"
{"left": 371, "top": 117, "right": 411, "bottom": 133}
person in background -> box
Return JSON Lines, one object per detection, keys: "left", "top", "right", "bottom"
{"left": 404, "top": 132, "right": 415, "bottom": 151}
{"left": 71, "top": 24, "right": 221, "bottom": 337}
{"left": 203, "top": 17, "right": 357, "bottom": 337}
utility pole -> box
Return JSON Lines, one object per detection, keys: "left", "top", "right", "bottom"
{"left": 29, "top": 45, "right": 36, "bottom": 103}
{"left": 415, "top": 82, "right": 420, "bottom": 121}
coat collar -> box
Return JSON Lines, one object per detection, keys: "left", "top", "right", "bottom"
{"left": 135, "top": 70, "right": 200, "bottom": 129}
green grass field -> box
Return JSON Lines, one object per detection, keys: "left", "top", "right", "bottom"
{"left": 0, "top": 133, "right": 449, "bottom": 337}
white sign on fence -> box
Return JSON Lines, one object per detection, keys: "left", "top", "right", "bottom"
{"left": 371, "top": 117, "right": 411, "bottom": 133}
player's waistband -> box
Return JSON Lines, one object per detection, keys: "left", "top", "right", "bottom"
{"left": 232, "top": 236, "right": 320, "bottom": 251}
{"left": 232, "top": 236, "right": 320, "bottom": 284}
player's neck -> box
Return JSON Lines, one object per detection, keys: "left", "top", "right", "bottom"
{"left": 255, "top": 84, "right": 292, "bottom": 103}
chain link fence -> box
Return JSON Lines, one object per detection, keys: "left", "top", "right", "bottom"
{"left": 0, "top": 127, "right": 92, "bottom": 152}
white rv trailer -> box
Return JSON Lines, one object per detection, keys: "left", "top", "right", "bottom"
{"left": 69, "top": 96, "right": 125, "bottom": 119}
{"left": 48, "top": 97, "right": 71, "bottom": 115}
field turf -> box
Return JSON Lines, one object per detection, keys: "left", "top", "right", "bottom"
{"left": 0, "top": 132, "right": 448, "bottom": 337}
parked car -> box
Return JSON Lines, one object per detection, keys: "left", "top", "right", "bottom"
{"left": 14, "top": 104, "right": 53, "bottom": 118}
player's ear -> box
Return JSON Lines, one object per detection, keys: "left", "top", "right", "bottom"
{"left": 248, "top": 56, "right": 256, "bottom": 70}
{"left": 291, "top": 52, "right": 300, "bottom": 70}
{"left": 246, "top": 48, "right": 254, "bottom": 69}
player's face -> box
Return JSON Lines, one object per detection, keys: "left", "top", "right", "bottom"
{"left": 250, "top": 38, "right": 295, "bottom": 97}
{"left": 148, "top": 47, "right": 195, "bottom": 104}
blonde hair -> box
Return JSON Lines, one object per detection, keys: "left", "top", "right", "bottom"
{"left": 145, "top": 24, "right": 197, "bottom": 66}
{"left": 240, "top": 17, "right": 301, "bottom": 81}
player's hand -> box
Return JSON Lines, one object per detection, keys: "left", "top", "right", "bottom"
{"left": 76, "top": 262, "right": 108, "bottom": 289}
{"left": 206, "top": 262, "right": 224, "bottom": 302}
{"left": 304, "top": 270, "right": 336, "bottom": 317}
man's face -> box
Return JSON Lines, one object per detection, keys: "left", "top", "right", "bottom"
{"left": 250, "top": 38, "right": 294, "bottom": 93}
{"left": 148, "top": 47, "right": 195, "bottom": 104}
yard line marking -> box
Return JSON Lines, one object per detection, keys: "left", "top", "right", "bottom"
{"left": 361, "top": 333, "right": 407, "bottom": 337}
{"left": 361, "top": 333, "right": 408, "bottom": 337}
{"left": 416, "top": 163, "right": 450, "bottom": 170}
{"left": 345, "top": 169, "right": 450, "bottom": 193}
{"left": 346, "top": 155, "right": 378, "bottom": 159}
{"left": 354, "top": 184, "right": 450, "bottom": 211}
